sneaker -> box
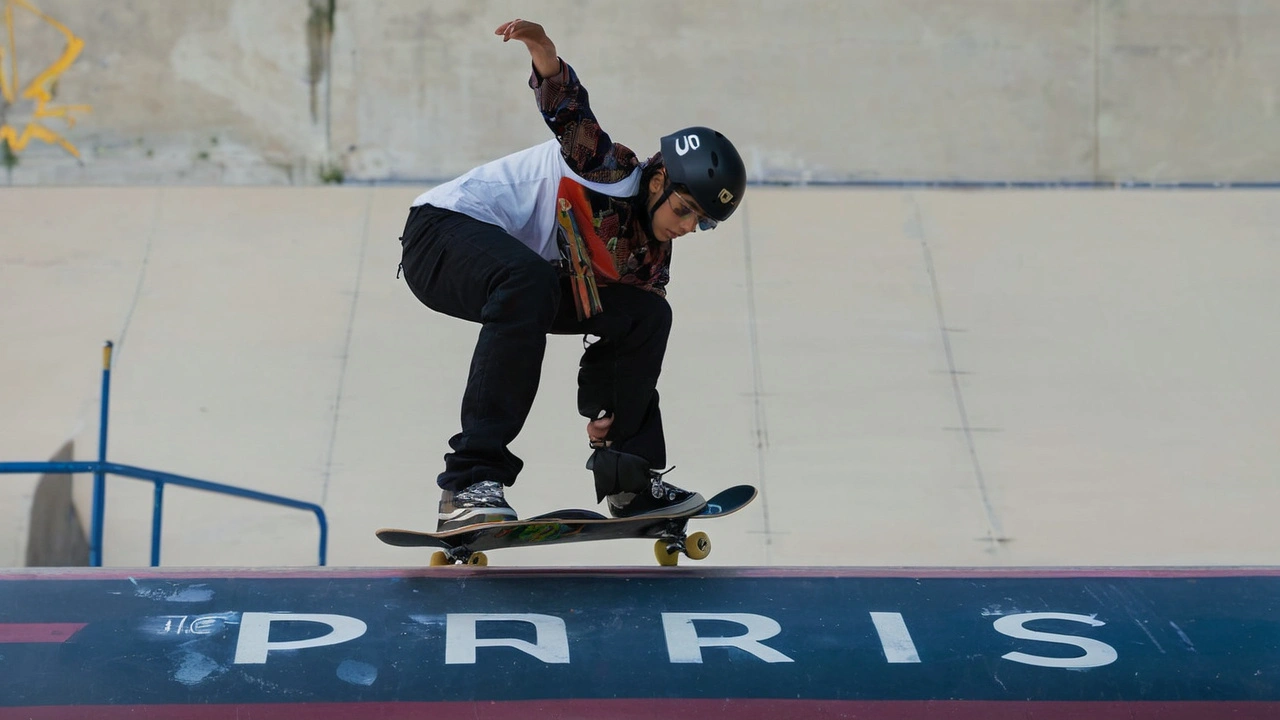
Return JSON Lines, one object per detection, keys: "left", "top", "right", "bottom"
{"left": 606, "top": 472, "right": 706, "bottom": 519}
{"left": 437, "top": 480, "right": 517, "bottom": 531}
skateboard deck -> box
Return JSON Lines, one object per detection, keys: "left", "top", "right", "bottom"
{"left": 376, "top": 484, "right": 756, "bottom": 566}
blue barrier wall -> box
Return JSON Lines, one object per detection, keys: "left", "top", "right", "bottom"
{"left": 1, "top": 567, "right": 1278, "bottom": 718}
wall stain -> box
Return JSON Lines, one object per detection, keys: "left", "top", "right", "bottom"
{"left": 307, "top": 0, "right": 335, "bottom": 125}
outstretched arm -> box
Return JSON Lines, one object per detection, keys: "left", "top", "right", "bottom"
{"left": 494, "top": 18, "right": 637, "bottom": 183}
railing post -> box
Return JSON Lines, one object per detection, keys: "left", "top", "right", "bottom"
{"left": 150, "top": 481, "right": 165, "bottom": 567}
{"left": 90, "top": 340, "right": 114, "bottom": 567}
{"left": 316, "top": 508, "right": 328, "bottom": 566}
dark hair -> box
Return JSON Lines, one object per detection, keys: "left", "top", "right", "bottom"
{"left": 638, "top": 153, "right": 665, "bottom": 198}
{"left": 636, "top": 152, "right": 690, "bottom": 206}
{"left": 633, "top": 152, "right": 693, "bottom": 240}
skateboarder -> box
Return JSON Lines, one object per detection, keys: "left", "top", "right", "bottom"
{"left": 398, "top": 19, "right": 748, "bottom": 532}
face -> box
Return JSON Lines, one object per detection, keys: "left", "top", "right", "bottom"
{"left": 647, "top": 170, "right": 716, "bottom": 242}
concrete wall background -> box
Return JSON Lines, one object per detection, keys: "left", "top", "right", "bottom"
{"left": 2, "top": 0, "right": 1279, "bottom": 185}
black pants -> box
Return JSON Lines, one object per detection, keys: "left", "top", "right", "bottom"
{"left": 400, "top": 204, "right": 672, "bottom": 491}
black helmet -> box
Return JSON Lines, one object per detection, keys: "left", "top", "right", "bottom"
{"left": 660, "top": 126, "right": 746, "bottom": 223}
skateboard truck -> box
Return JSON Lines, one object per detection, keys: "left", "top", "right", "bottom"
{"left": 430, "top": 546, "right": 489, "bottom": 566}
{"left": 654, "top": 518, "right": 711, "bottom": 566}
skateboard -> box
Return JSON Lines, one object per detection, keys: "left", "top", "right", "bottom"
{"left": 376, "top": 484, "right": 756, "bottom": 567}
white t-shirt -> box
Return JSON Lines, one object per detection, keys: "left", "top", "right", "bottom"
{"left": 412, "top": 139, "right": 643, "bottom": 261}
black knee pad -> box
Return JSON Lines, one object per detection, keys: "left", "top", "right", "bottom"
{"left": 586, "top": 447, "right": 651, "bottom": 502}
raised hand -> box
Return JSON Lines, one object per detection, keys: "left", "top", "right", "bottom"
{"left": 494, "top": 18, "right": 559, "bottom": 78}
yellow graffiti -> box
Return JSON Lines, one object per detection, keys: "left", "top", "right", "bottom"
{"left": 0, "top": 0, "right": 91, "bottom": 158}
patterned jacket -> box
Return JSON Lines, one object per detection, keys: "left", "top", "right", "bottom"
{"left": 532, "top": 60, "right": 671, "bottom": 300}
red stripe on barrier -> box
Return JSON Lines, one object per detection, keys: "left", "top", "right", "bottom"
{"left": 0, "top": 623, "right": 86, "bottom": 643}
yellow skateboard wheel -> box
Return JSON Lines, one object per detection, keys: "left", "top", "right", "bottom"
{"left": 654, "top": 540, "right": 680, "bottom": 566}
{"left": 685, "top": 532, "right": 711, "bottom": 560}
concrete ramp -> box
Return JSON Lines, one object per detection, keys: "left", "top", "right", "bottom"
{"left": 1, "top": 566, "right": 1277, "bottom": 718}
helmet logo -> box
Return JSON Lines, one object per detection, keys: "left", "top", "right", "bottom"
{"left": 674, "top": 134, "right": 701, "bottom": 156}
{"left": 718, "top": 189, "right": 735, "bottom": 204}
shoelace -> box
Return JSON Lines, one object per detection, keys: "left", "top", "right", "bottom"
{"left": 649, "top": 467, "right": 677, "bottom": 498}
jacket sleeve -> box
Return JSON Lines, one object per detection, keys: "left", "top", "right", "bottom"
{"left": 530, "top": 59, "right": 639, "bottom": 184}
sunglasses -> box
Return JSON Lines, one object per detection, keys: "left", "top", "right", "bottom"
{"left": 669, "top": 189, "right": 718, "bottom": 232}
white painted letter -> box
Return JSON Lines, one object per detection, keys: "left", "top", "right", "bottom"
{"left": 674, "top": 134, "right": 700, "bottom": 156}
{"left": 870, "top": 612, "right": 921, "bottom": 663}
{"left": 993, "top": 612, "right": 1118, "bottom": 669}
{"left": 662, "top": 613, "right": 794, "bottom": 664}
{"left": 445, "top": 613, "right": 569, "bottom": 664}
{"left": 233, "top": 612, "right": 368, "bottom": 665}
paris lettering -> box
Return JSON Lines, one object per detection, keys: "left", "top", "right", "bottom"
{"left": 205, "top": 609, "right": 1118, "bottom": 669}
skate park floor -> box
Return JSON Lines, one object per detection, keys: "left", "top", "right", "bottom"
{"left": 2, "top": 185, "right": 1278, "bottom": 570}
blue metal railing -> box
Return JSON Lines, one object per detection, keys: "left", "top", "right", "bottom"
{"left": 0, "top": 341, "right": 328, "bottom": 566}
